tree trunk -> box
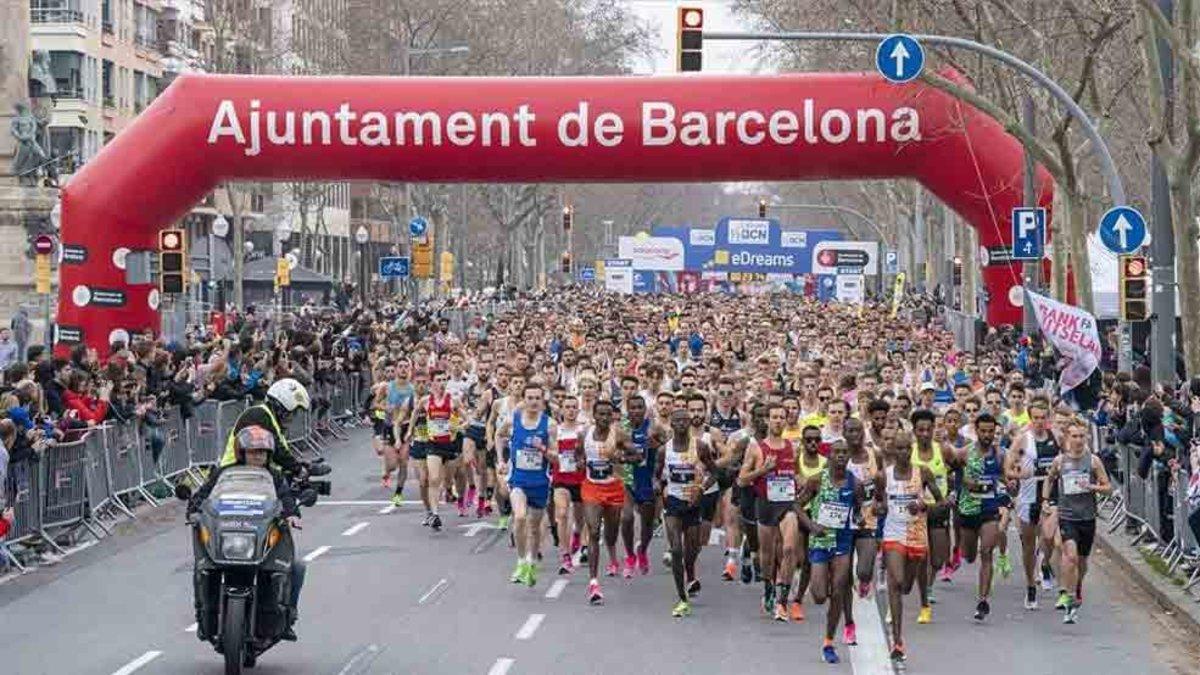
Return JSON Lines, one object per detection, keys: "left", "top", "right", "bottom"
{"left": 1063, "top": 187, "right": 1094, "bottom": 313}
{"left": 1170, "top": 173, "right": 1200, "bottom": 375}
{"left": 228, "top": 186, "right": 245, "bottom": 310}
{"left": 1050, "top": 188, "right": 1069, "bottom": 301}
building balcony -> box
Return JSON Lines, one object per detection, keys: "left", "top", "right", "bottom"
{"left": 31, "top": 8, "right": 84, "bottom": 23}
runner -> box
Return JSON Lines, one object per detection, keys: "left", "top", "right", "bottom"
{"left": 957, "top": 413, "right": 1007, "bottom": 622}
{"left": 738, "top": 402, "right": 802, "bottom": 622}
{"left": 1044, "top": 417, "right": 1111, "bottom": 623}
{"left": 496, "top": 383, "right": 558, "bottom": 587}
{"left": 463, "top": 352, "right": 500, "bottom": 518}
{"left": 619, "top": 394, "right": 668, "bottom": 578}
{"left": 1006, "top": 399, "right": 1061, "bottom": 609}
{"left": 581, "top": 399, "right": 639, "bottom": 604}
{"left": 797, "top": 440, "right": 865, "bottom": 665}
{"left": 551, "top": 393, "right": 586, "bottom": 574}
{"left": 910, "top": 408, "right": 956, "bottom": 622}
{"left": 487, "top": 368, "right": 526, "bottom": 530}
{"left": 408, "top": 369, "right": 466, "bottom": 532}
{"left": 658, "top": 407, "right": 716, "bottom": 617}
{"left": 842, "top": 417, "right": 881, "bottom": 645}
{"left": 879, "top": 430, "right": 943, "bottom": 667}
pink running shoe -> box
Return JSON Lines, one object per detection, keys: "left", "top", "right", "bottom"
{"left": 637, "top": 550, "right": 650, "bottom": 575}
{"left": 605, "top": 561, "right": 619, "bottom": 577}
{"left": 475, "top": 500, "right": 486, "bottom": 519}
{"left": 843, "top": 622, "right": 858, "bottom": 645}
{"left": 588, "top": 579, "right": 604, "bottom": 605}
{"left": 570, "top": 532, "right": 582, "bottom": 555}
{"left": 938, "top": 565, "right": 954, "bottom": 583}
{"left": 559, "top": 553, "right": 573, "bottom": 575}
{"left": 623, "top": 555, "right": 636, "bottom": 579}
{"left": 949, "top": 548, "right": 963, "bottom": 572}
{"left": 465, "top": 485, "right": 477, "bottom": 508}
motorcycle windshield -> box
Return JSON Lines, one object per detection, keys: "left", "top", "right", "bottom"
{"left": 209, "top": 467, "right": 279, "bottom": 516}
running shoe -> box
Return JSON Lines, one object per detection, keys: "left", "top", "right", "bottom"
{"left": 605, "top": 561, "right": 619, "bottom": 577}
{"left": 927, "top": 586, "right": 937, "bottom": 604}
{"left": 637, "top": 550, "right": 651, "bottom": 575}
{"left": 790, "top": 602, "right": 805, "bottom": 622}
{"left": 857, "top": 580, "right": 871, "bottom": 599}
{"left": 843, "top": 622, "right": 857, "bottom": 645}
{"left": 570, "top": 532, "right": 581, "bottom": 555}
{"left": 949, "top": 547, "right": 963, "bottom": 572}
{"left": 430, "top": 514, "right": 443, "bottom": 532}
{"left": 1041, "top": 563, "right": 1055, "bottom": 590}
{"left": 822, "top": 643, "right": 840, "bottom": 664}
{"left": 497, "top": 515, "right": 510, "bottom": 530}
{"left": 722, "top": 560, "right": 737, "bottom": 581}
{"left": 740, "top": 558, "right": 754, "bottom": 584}
{"left": 457, "top": 501, "right": 468, "bottom": 518}
{"left": 997, "top": 553, "right": 1013, "bottom": 579}
{"left": 475, "top": 501, "right": 486, "bottom": 519}
{"left": 687, "top": 579, "right": 701, "bottom": 597}
{"left": 762, "top": 584, "right": 775, "bottom": 614}
{"left": 1024, "top": 586, "right": 1038, "bottom": 610}
{"left": 579, "top": 545, "right": 589, "bottom": 564}
{"left": 588, "top": 579, "right": 604, "bottom": 605}
{"left": 1063, "top": 601, "right": 1079, "bottom": 624}
{"left": 938, "top": 565, "right": 953, "bottom": 583}
{"left": 558, "top": 553, "right": 573, "bottom": 575}
{"left": 973, "top": 599, "right": 990, "bottom": 622}
{"left": 622, "top": 555, "right": 636, "bottom": 579}
{"left": 917, "top": 605, "right": 933, "bottom": 624}
{"left": 753, "top": 560, "right": 763, "bottom": 583}
{"left": 672, "top": 600, "right": 692, "bottom": 618}
{"left": 390, "top": 492, "right": 405, "bottom": 507}
{"left": 465, "top": 485, "right": 477, "bottom": 509}
{"left": 511, "top": 561, "right": 526, "bottom": 584}
{"left": 523, "top": 562, "right": 538, "bottom": 587}
{"left": 421, "top": 512, "right": 433, "bottom": 527}
{"left": 890, "top": 643, "right": 906, "bottom": 665}
{"left": 1055, "top": 590, "right": 1070, "bottom": 610}
{"left": 774, "top": 603, "right": 789, "bottom": 622}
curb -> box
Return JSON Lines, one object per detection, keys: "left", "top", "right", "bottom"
{"left": 1094, "top": 519, "right": 1200, "bottom": 635}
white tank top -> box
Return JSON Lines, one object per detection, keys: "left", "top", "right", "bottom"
{"left": 882, "top": 465, "right": 922, "bottom": 543}
{"left": 661, "top": 438, "right": 699, "bottom": 500}
{"left": 1017, "top": 431, "right": 1038, "bottom": 505}
{"left": 583, "top": 425, "right": 617, "bottom": 484}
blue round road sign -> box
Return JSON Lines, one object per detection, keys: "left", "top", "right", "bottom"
{"left": 409, "top": 217, "right": 428, "bottom": 237}
{"left": 1098, "top": 206, "right": 1148, "bottom": 255}
{"left": 875, "top": 34, "right": 925, "bottom": 84}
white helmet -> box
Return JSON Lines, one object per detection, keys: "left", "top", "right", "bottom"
{"left": 266, "top": 378, "right": 310, "bottom": 413}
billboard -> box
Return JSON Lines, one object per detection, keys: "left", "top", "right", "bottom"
{"left": 653, "top": 219, "right": 843, "bottom": 275}
{"left": 618, "top": 236, "right": 686, "bottom": 271}
{"left": 604, "top": 258, "right": 634, "bottom": 294}
{"left": 812, "top": 240, "right": 880, "bottom": 275}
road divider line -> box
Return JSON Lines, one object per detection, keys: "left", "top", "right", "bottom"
{"left": 336, "top": 643, "right": 381, "bottom": 675}
{"left": 379, "top": 504, "right": 397, "bottom": 515}
{"left": 545, "top": 579, "right": 568, "bottom": 599}
{"left": 342, "top": 521, "right": 370, "bottom": 537}
{"left": 487, "top": 657, "right": 515, "bottom": 675}
{"left": 419, "top": 578, "right": 449, "bottom": 605}
{"left": 111, "top": 650, "right": 162, "bottom": 675}
{"left": 848, "top": 591, "right": 892, "bottom": 675}
{"left": 514, "top": 613, "right": 544, "bottom": 640}
{"left": 184, "top": 622, "right": 197, "bottom": 632}
{"left": 304, "top": 545, "right": 332, "bottom": 562}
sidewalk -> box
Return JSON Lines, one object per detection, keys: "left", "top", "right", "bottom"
{"left": 1095, "top": 520, "right": 1200, "bottom": 634}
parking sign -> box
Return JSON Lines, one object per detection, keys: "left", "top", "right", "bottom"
{"left": 1011, "top": 208, "right": 1046, "bottom": 261}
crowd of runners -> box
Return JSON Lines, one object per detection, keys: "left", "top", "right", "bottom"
{"left": 363, "top": 289, "right": 1109, "bottom": 667}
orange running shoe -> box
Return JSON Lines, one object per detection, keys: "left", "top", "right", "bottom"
{"left": 790, "top": 602, "right": 805, "bottom": 622}
{"left": 722, "top": 560, "right": 737, "bottom": 581}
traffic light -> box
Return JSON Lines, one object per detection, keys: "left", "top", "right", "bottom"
{"left": 158, "top": 228, "right": 186, "bottom": 294}
{"left": 677, "top": 7, "right": 703, "bottom": 72}
{"left": 952, "top": 256, "right": 963, "bottom": 286}
{"left": 413, "top": 232, "right": 434, "bottom": 279}
{"left": 562, "top": 205, "right": 573, "bottom": 232}
{"left": 560, "top": 252, "right": 572, "bottom": 274}
{"left": 1120, "top": 255, "right": 1149, "bottom": 322}
{"left": 758, "top": 199, "right": 768, "bottom": 218}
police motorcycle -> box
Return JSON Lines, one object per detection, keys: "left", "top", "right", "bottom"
{"left": 176, "top": 425, "right": 330, "bottom": 674}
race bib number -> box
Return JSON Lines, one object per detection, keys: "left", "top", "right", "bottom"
{"left": 587, "top": 459, "right": 613, "bottom": 481}
{"left": 668, "top": 464, "right": 696, "bottom": 485}
{"left": 515, "top": 448, "right": 543, "bottom": 472}
{"left": 1062, "top": 471, "right": 1090, "bottom": 496}
{"left": 766, "top": 475, "right": 796, "bottom": 503}
{"left": 971, "top": 478, "right": 996, "bottom": 497}
{"left": 429, "top": 418, "right": 451, "bottom": 438}
{"left": 889, "top": 493, "right": 916, "bottom": 513}
{"left": 817, "top": 502, "right": 851, "bottom": 529}
{"left": 558, "top": 453, "right": 578, "bottom": 473}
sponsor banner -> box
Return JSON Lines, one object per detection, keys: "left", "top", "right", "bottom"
{"left": 812, "top": 240, "right": 879, "bottom": 275}
{"left": 985, "top": 245, "right": 1015, "bottom": 266}
{"left": 618, "top": 236, "right": 685, "bottom": 271}
{"left": 604, "top": 258, "right": 634, "bottom": 294}
{"left": 91, "top": 288, "right": 128, "bottom": 307}
{"left": 653, "top": 221, "right": 843, "bottom": 274}
{"left": 1026, "top": 289, "right": 1101, "bottom": 393}
{"left": 781, "top": 231, "right": 808, "bottom": 248}
{"left": 55, "top": 325, "right": 84, "bottom": 344}
{"left": 689, "top": 228, "right": 715, "bottom": 246}
{"left": 61, "top": 244, "right": 88, "bottom": 264}
{"left": 727, "top": 218, "right": 772, "bottom": 245}
{"left": 836, "top": 274, "right": 866, "bottom": 304}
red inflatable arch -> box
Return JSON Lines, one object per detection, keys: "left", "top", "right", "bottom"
{"left": 57, "top": 72, "right": 1051, "bottom": 353}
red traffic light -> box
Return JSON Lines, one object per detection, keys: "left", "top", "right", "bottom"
{"left": 159, "top": 228, "right": 185, "bottom": 251}
{"left": 680, "top": 7, "right": 703, "bottom": 29}
{"left": 1123, "top": 256, "right": 1146, "bottom": 277}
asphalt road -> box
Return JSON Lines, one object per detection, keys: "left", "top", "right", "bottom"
{"left": 2, "top": 427, "right": 1196, "bottom": 675}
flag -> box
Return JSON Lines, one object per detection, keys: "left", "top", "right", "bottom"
{"left": 890, "top": 272, "right": 906, "bottom": 318}
{"left": 1025, "top": 289, "right": 1102, "bottom": 394}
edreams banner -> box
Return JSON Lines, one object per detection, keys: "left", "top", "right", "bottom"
{"left": 652, "top": 218, "right": 844, "bottom": 275}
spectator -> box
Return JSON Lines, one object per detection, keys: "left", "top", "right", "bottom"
{"left": 0, "top": 329, "right": 18, "bottom": 371}
{"left": 62, "top": 371, "right": 110, "bottom": 425}
{"left": 10, "top": 308, "right": 30, "bottom": 366}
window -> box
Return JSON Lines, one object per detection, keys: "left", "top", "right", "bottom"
{"left": 133, "top": 3, "right": 158, "bottom": 49}
{"left": 101, "top": 0, "right": 112, "bottom": 33}
{"left": 49, "top": 128, "right": 83, "bottom": 164}
{"left": 102, "top": 59, "right": 114, "bottom": 107}
{"left": 31, "top": 0, "right": 83, "bottom": 23}
{"left": 48, "top": 51, "right": 84, "bottom": 99}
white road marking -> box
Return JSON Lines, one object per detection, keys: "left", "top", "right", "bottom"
{"left": 184, "top": 622, "right": 197, "bottom": 633}
{"left": 514, "top": 613, "right": 544, "bottom": 640}
{"left": 379, "top": 504, "right": 397, "bottom": 515}
{"left": 848, "top": 592, "right": 893, "bottom": 675}
{"left": 303, "top": 545, "right": 331, "bottom": 562}
{"left": 336, "top": 643, "right": 381, "bottom": 675}
{"left": 459, "top": 521, "right": 501, "bottom": 537}
{"left": 342, "top": 521, "right": 370, "bottom": 537}
{"left": 111, "top": 650, "right": 162, "bottom": 675}
{"left": 418, "top": 578, "right": 449, "bottom": 604}
{"left": 545, "top": 579, "right": 569, "bottom": 599}
{"left": 487, "top": 657, "right": 515, "bottom": 675}
{"left": 316, "top": 500, "right": 422, "bottom": 506}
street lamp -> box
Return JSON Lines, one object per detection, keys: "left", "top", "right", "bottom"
{"left": 355, "top": 225, "right": 369, "bottom": 303}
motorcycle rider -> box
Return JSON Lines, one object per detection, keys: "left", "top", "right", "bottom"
{"left": 191, "top": 426, "right": 306, "bottom": 641}
{"left": 219, "top": 378, "right": 329, "bottom": 477}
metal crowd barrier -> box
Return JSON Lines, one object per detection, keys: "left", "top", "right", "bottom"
{"left": 2, "top": 460, "right": 42, "bottom": 567}
{"left": 40, "top": 438, "right": 105, "bottom": 544}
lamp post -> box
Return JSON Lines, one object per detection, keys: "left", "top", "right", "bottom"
{"left": 355, "top": 225, "right": 369, "bottom": 304}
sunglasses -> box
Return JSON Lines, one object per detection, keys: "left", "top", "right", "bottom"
{"left": 818, "top": 396, "right": 831, "bottom": 402}
{"left": 803, "top": 437, "right": 821, "bottom": 444}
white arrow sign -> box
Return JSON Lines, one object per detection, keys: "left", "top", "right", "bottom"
{"left": 458, "top": 521, "right": 500, "bottom": 537}
{"left": 890, "top": 41, "right": 910, "bottom": 75}
{"left": 1113, "top": 214, "right": 1134, "bottom": 250}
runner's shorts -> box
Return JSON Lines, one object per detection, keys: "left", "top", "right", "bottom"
{"left": 553, "top": 482, "right": 583, "bottom": 504}
{"left": 756, "top": 499, "right": 796, "bottom": 527}
{"left": 808, "top": 529, "right": 855, "bottom": 564}
{"left": 698, "top": 490, "right": 720, "bottom": 522}
{"left": 465, "top": 423, "right": 487, "bottom": 445}
{"left": 410, "top": 441, "right": 429, "bottom": 461}
{"left": 626, "top": 481, "right": 656, "bottom": 505}
{"left": 1059, "top": 518, "right": 1097, "bottom": 557}
{"left": 882, "top": 540, "right": 928, "bottom": 560}
{"left": 665, "top": 495, "right": 702, "bottom": 528}
{"left": 510, "top": 483, "right": 550, "bottom": 510}
{"left": 959, "top": 510, "right": 1001, "bottom": 531}
{"left": 428, "top": 438, "right": 462, "bottom": 460}
{"left": 582, "top": 481, "right": 626, "bottom": 508}
{"left": 738, "top": 486, "right": 758, "bottom": 524}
